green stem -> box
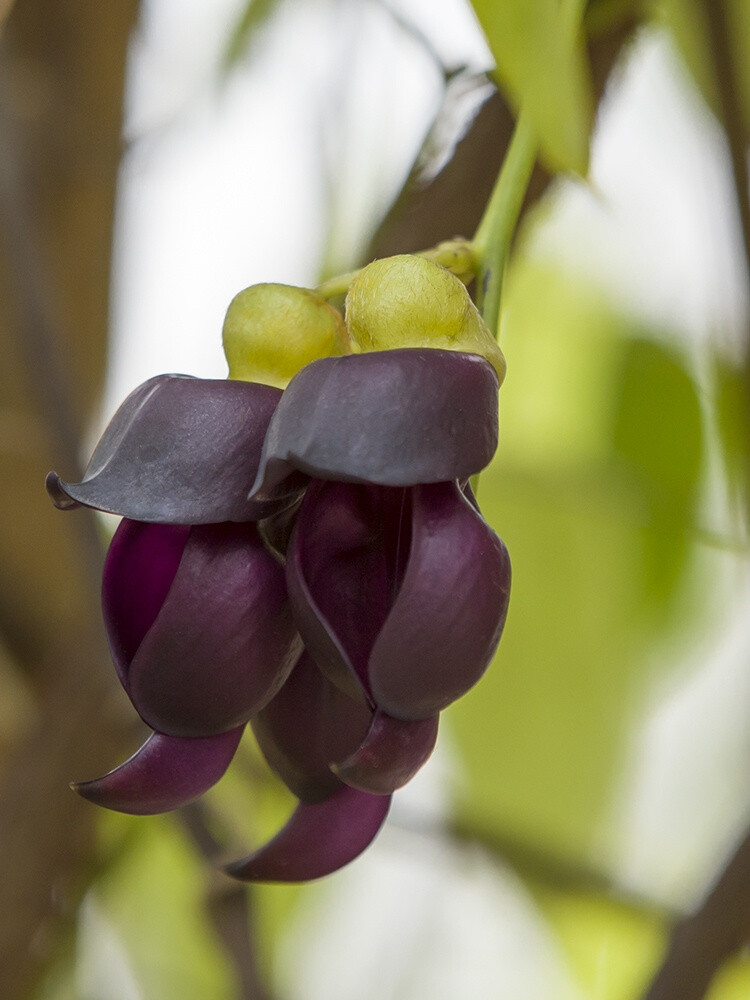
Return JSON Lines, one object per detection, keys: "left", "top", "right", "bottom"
{"left": 316, "top": 239, "right": 478, "bottom": 300}
{"left": 473, "top": 111, "right": 538, "bottom": 337}
{"left": 316, "top": 268, "right": 361, "bottom": 300}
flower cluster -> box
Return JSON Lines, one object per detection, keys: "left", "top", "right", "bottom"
{"left": 47, "top": 257, "right": 511, "bottom": 883}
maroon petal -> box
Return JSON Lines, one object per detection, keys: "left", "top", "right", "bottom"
{"left": 102, "top": 519, "right": 190, "bottom": 689}
{"left": 71, "top": 727, "right": 243, "bottom": 815}
{"left": 285, "top": 481, "right": 390, "bottom": 703}
{"left": 332, "top": 710, "right": 438, "bottom": 795}
{"left": 224, "top": 786, "right": 391, "bottom": 883}
{"left": 47, "top": 375, "right": 294, "bottom": 523}
{"left": 110, "top": 521, "right": 301, "bottom": 737}
{"left": 252, "top": 652, "right": 372, "bottom": 802}
{"left": 369, "top": 481, "right": 511, "bottom": 719}
{"left": 251, "top": 349, "right": 498, "bottom": 498}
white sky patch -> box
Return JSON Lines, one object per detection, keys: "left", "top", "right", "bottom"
{"left": 279, "top": 830, "right": 581, "bottom": 1000}
{"left": 101, "top": 0, "right": 446, "bottom": 430}
{"left": 530, "top": 30, "right": 749, "bottom": 357}
{"left": 385, "top": 0, "right": 493, "bottom": 73}
{"left": 75, "top": 896, "right": 145, "bottom": 1000}
{"left": 606, "top": 556, "right": 750, "bottom": 911}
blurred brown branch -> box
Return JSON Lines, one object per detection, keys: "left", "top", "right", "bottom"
{"left": 181, "top": 803, "right": 276, "bottom": 1000}
{"left": 642, "top": 830, "right": 750, "bottom": 1000}
{"left": 370, "top": 3, "right": 638, "bottom": 261}
{"left": 0, "top": 4, "right": 138, "bottom": 997}
{"left": 0, "top": 1, "right": 13, "bottom": 33}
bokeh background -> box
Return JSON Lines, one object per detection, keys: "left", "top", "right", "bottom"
{"left": 2, "top": 0, "right": 750, "bottom": 997}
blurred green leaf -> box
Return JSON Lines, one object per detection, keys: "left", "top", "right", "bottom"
{"left": 713, "top": 356, "right": 748, "bottom": 520}
{"left": 710, "top": 959, "right": 750, "bottom": 999}
{"left": 609, "top": 337, "right": 703, "bottom": 607}
{"left": 93, "top": 816, "right": 236, "bottom": 1000}
{"left": 533, "top": 884, "right": 750, "bottom": 999}
{"left": 533, "top": 886, "right": 665, "bottom": 998}
{"left": 223, "top": 0, "right": 282, "bottom": 72}
{"left": 450, "top": 262, "right": 710, "bottom": 880}
{"left": 468, "top": 0, "right": 593, "bottom": 173}
{"left": 656, "top": 0, "right": 718, "bottom": 112}
{"left": 727, "top": 0, "right": 750, "bottom": 128}
{"left": 585, "top": 0, "right": 644, "bottom": 36}
{"left": 656, "top": 0, "right": 750, "bottom": 128}
{"left": 611, "top": 339, "right": 701, "bottom": 509}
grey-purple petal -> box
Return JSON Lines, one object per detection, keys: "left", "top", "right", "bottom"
{"left": 48, "top": 375, "right": 291, "bottom": 523}
{"left": 251, "top": 349, "right": 498, "bottom": 497}
{"left": 71, "top": 727, "right": 244, "bottom": 815}
{"left": 369, "top": 481, "right": 511, "bottom": 720}
{"left": 224, "top": 785, "right": 391, "bottom": 883}
{"left": 332, "top": 710, "right": 438, "bottom": 795}
{"left": 251, "top": 652, "right": 372, "bottom": 803}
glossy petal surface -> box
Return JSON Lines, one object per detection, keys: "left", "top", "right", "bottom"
{"left": 72, "top": 727, "right": 243, "bottom": 815}
{"left": 333, "top": 710, "right": 438, "bottom": 795}
{"left": 47, "top": 375, "right": 289, "bottom": 522}
{"left": 102, "top": 519, "right": 190, "bottom": 689}
{"left": 251, "top": 349, "right": 498, "bottom": 496}
{"left": 252, "top": 652, "right": 371, "bottom": 802}
{"left": 369, "top": 481, "right": 511, "bottom": 719}
{"left": 105, "top": 519, "right": 301, "bottom": 737}
{"left": 225, "top": 785, "right": 391, "bottom": 883}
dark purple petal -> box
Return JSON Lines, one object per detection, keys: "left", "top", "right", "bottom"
{"left": 106, "top": 520, "right": 301, "bottom": 737}
{"left": 251, "top": 349, "right": 498, "bottom": 497}
{"left": 102, "top": 519, "right": 190, "bottom": 688}
{"left": 251, "top": 652, "right": 372, "bottom": 802}
{"left": 71, "top": 727, "right": 244, "bottom": 815}
{"left": 369, "top": 481, "right": 511, "bottom": 719}
{"left": 47, "top": 375, "right": 295, "bottom": 523}
{"left": 332, "top": 710, "right": 438, "bottom": 795}
{"left": 224, "top": 785, "right": 391, "bottom": 883}
{"left": 285, "top": 481, "right": 390, "bottom": 702}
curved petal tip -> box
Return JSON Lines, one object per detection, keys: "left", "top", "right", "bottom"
{"left": 72, "top": 727, "right": 243, "bottom": 814}
{"left": 46, "top": 471, "right": 81, "bottom": 510}
{"left": 224, "top": 785, "right": 391, "bottom": 883}
{"left": 48, "top": 376, "right": 287, "bottom": 523}
{"left": 332, "top": 711, "right": 438, "bottom": 795}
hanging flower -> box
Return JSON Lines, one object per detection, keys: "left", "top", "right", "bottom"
{"left": 46, "top": 265, "right": 512, "bottom": 883}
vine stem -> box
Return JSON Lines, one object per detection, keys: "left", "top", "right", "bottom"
{"left": 317, "top": 109, "right": 537, "bottom": 344}
{"left": 473, "top": 110, "right": 538, "bottom": 337}
{"left": 316, "top": 239, "right": 477, "bottom": 299}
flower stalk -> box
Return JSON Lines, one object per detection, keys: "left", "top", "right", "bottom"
{"left": 473, "top": 110, "right": 538, "bottom": 338}
{"left": 316, "top": 238, "right": 478, "bottom": 300}
{"left": 318, "top": 115, "right": 537, "bottom": 344}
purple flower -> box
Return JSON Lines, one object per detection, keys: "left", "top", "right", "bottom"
{"left": 286, "top": 478, "right": 510, "bottom": 722}
{"left": 47, "top": 348, "right": 510, "bottom": 882}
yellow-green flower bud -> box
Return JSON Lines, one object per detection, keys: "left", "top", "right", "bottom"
{"left": 223, "top": 284, "right": 350, "bottom": 388}
{"left": 345, "top": 255, "right": 506, "bottom": 383}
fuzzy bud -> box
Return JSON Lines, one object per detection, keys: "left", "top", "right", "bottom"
{"left": 223, "top": 284, "right": 350, "bottom": 388}
{"left": 345, "top": 255, "right": 506, "bottom": 383}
